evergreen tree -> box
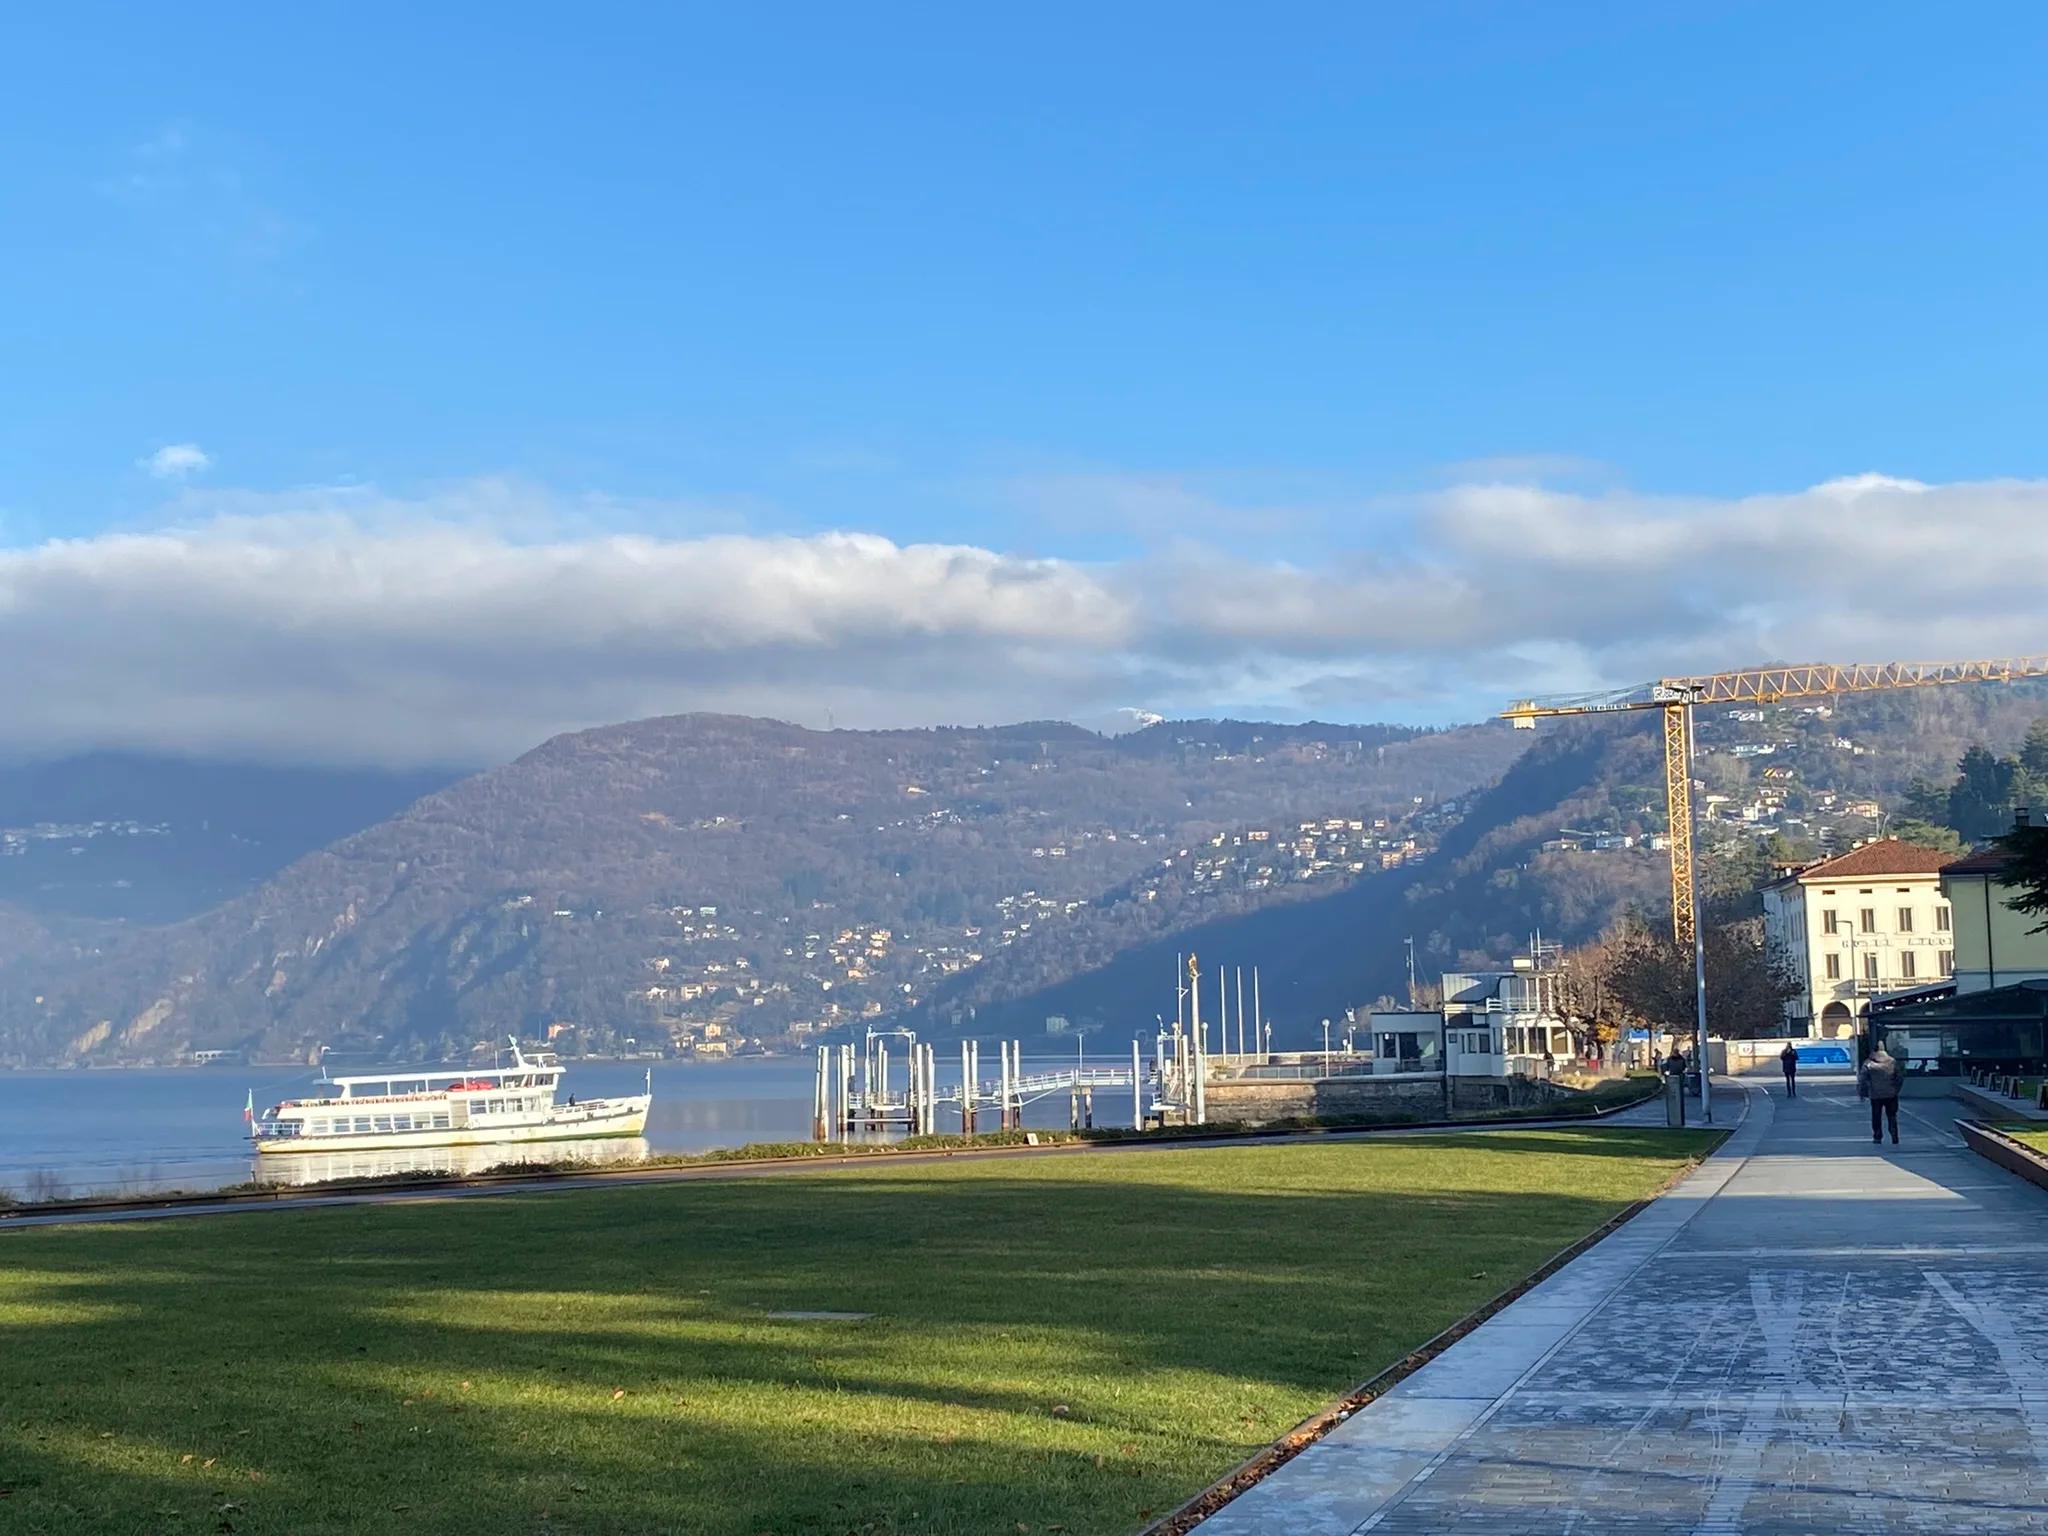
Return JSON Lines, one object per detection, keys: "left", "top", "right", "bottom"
{"left": 2022, "top": 718, "right": 2048, "bottom": 779}
{"left": 1901, "top": 775, "right": 1949, "bottom": 824}
{"left": 1948, "top": 745, "right": 2019, "bottom": 841}
{"left": 1889, "top": 819, "right": 1965, "bottom": 855}
{"left": 1995, "top": 822, "right": 2048, "bottom": 934}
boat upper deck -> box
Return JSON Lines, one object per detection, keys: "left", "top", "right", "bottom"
{"left": 316, "top": 1043, "right": 563, "bottom": 1101}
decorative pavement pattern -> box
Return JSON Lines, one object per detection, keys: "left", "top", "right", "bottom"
{"left": 1198, "top": 1079, "right": 2048, "bottom": 1535}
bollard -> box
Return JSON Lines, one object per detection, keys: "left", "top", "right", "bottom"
{"left": 1664, "top": 1069, "right": 1687, "bottom": 1128}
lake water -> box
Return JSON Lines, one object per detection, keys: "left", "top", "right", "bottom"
{"left": 0, "top": 1052, "right": 1140, "bottom": 1199}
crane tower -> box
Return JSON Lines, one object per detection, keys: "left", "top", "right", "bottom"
{"left": 1504, "top": 657, "right": 2048, "bottom": 946}
{"left": 1503, "top": 656, "right": 2048, "bottom": 1122}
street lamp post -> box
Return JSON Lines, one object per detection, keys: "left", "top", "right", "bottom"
{"left": 1843, "top": 915, "right": 1860, "bottom": 1042}
{"left": 1321, "top": 1018, "right": 1332, "bottom": 1076}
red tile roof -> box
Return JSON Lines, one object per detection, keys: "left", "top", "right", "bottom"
{"left": 1788, "top": 839, "right": 1959, "bottom": 882}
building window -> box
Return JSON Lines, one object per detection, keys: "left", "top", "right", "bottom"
{"left": 1901, "top": 951, "right": 1917, "bottom": 980}
{"left": 1940, "top": 951, "right": 1955, "bottom": 977}
{"left": 1864, "top": 953, "right": 1879, "bottom": 982}
{"left": 1823, "top": 909, "right": 1841, "bottom": 934}
{"left": 1898, "top": 907, "right": 1914, "bottom": 933}
{"left": 1937, "top": 906, "right": 1952, "bottom": 932}
{"left": 1859, "top": 908, "right": 1877, "bottom": 933}
{"left": 1825, "top": 953, "right": 1841, "bottom": 980}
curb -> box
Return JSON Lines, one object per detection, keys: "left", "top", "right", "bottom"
{"left": 1135, "top": 1123, "right": 1730, "bottom": 1536}
{"left": 1957, "top": 1119, "right": 2048, "bottom": 1193}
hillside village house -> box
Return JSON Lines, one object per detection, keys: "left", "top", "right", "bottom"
{"left": 1761, "top": 840, "right": 1956, "bottom": 1037}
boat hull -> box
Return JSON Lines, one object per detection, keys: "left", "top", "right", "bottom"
{"left": 253, "top": 1096, "right": 650, "bottom": 1155}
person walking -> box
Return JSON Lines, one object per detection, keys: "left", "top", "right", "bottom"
{"left": 1859, "top": 1040, "right": 1904, "bottom": 1145}
{"left": 1779, "top": 1042, "right": 1800, "bottom": 1098}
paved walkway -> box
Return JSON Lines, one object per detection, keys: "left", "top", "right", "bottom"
{"left": 1200, "top": 1078, "right": 2048, "bottom": 1535}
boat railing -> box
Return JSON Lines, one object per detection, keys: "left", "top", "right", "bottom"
{"left": 325, "top": 1069, "right": 561, "bottom": 1095}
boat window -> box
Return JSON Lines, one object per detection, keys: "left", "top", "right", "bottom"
{"left": 392, "top": 1115, "right": 411, "bottom": 1131}
{"left": 434, "top": 1114, "right": 451, "bottom": 1129}
{"left": 373, "top": 1116, "right": 392, "bottom": 1133}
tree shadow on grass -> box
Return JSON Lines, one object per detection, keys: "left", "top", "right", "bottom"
{"left": 0, "top": 1141, "right": 1704, "bottom": 1535}
{"left": 1410, "top": 1127, "right": 1723, "bottom": 1161}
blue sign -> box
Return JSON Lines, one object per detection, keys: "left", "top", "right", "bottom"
{"left": 1793, "top": 1044, "right": 1852, "bottom": 1067}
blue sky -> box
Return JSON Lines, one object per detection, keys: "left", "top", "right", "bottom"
{"left": 3, "top": 4, "right": 2048, "bottom": 761}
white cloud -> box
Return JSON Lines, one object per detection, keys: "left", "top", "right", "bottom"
{"left": 101, "top": 123, "right": 307, "bottom": 274}
{"left": 2, "top": 471, "right": 2045, "bottom": 766}
{"left": 141, "top": 444, "right": 211, "bottom": 480}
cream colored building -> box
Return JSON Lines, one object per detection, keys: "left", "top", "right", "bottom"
{"left": 1940, "top": 841, "right": 2048, "bottom": 993}
{"left": 1761, "top": 840, "right": 1956, "bottom": 1037}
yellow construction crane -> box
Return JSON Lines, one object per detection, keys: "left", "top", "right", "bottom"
{"left": 1503, "top": 657, "right": 2048, "bottom": 947}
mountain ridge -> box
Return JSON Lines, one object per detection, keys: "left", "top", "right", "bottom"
{"left": 0, "top": 712, "right": 1522, "bottom": 1066}
{"left": 8, "top": 682, "right": 2048, "bottom": 1068}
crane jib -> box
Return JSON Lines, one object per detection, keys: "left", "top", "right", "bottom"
{"left": 1497, "top": 651, "right": 2048, "bottom": 1130}
{"left": 1497, "top": 657, "right": 2048, "bottom": 942}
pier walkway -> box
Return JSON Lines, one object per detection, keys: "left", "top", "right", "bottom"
{"left": 1198, "top": 1077, "right": 2048, "bottom": 1535}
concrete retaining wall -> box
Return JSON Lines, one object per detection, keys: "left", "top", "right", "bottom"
{"left": 1202, "top": 1074, "right": 1570, "bottom": 1126}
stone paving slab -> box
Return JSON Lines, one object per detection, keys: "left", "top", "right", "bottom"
{"left": 1196, "top": 1081, "right": 2048, "bottom": 1535}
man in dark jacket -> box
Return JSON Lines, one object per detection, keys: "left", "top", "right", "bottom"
{"left": 1859, "top": 1043, "right": 1904, "bottom": 1144}
{"left": 1779, "top": 1042, "right": 1799, "bottom": 1098}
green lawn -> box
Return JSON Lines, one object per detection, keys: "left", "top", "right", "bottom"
{"left": 0, "top": 1129, "right": 1718, "bottom": 1536}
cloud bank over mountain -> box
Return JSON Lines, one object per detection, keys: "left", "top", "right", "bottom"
{"left": 6, "top": 472, "right": 2043, "bottom": 765}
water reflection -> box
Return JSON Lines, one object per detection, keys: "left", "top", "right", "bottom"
{"left": 253, "top": 1136, "right": 649, "bottom": 1188}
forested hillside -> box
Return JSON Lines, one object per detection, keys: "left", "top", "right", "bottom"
{"left": 952, "top": 679, "right": 2048, "bottom": 1047}
{"left": 5, "top": 679, "right": 2046, "bottom": 1068}
{"left": 0, "top": 714, "right": 1522, "bottom": 1066}
{"left": 0, "top": 753, "right": 459, "bottom": 922}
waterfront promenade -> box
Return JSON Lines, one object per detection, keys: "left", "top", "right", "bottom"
{"left": 1200, "top": 1077, "right": 2048, "bottom": 1535}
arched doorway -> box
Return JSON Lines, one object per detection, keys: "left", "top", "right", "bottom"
{"left": 1819, "top": 1001, "right": 1856, "bottom": 1038}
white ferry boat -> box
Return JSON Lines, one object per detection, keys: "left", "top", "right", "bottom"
{"left": 249, "top": 1040, "right": 651, "bottom": 1155}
